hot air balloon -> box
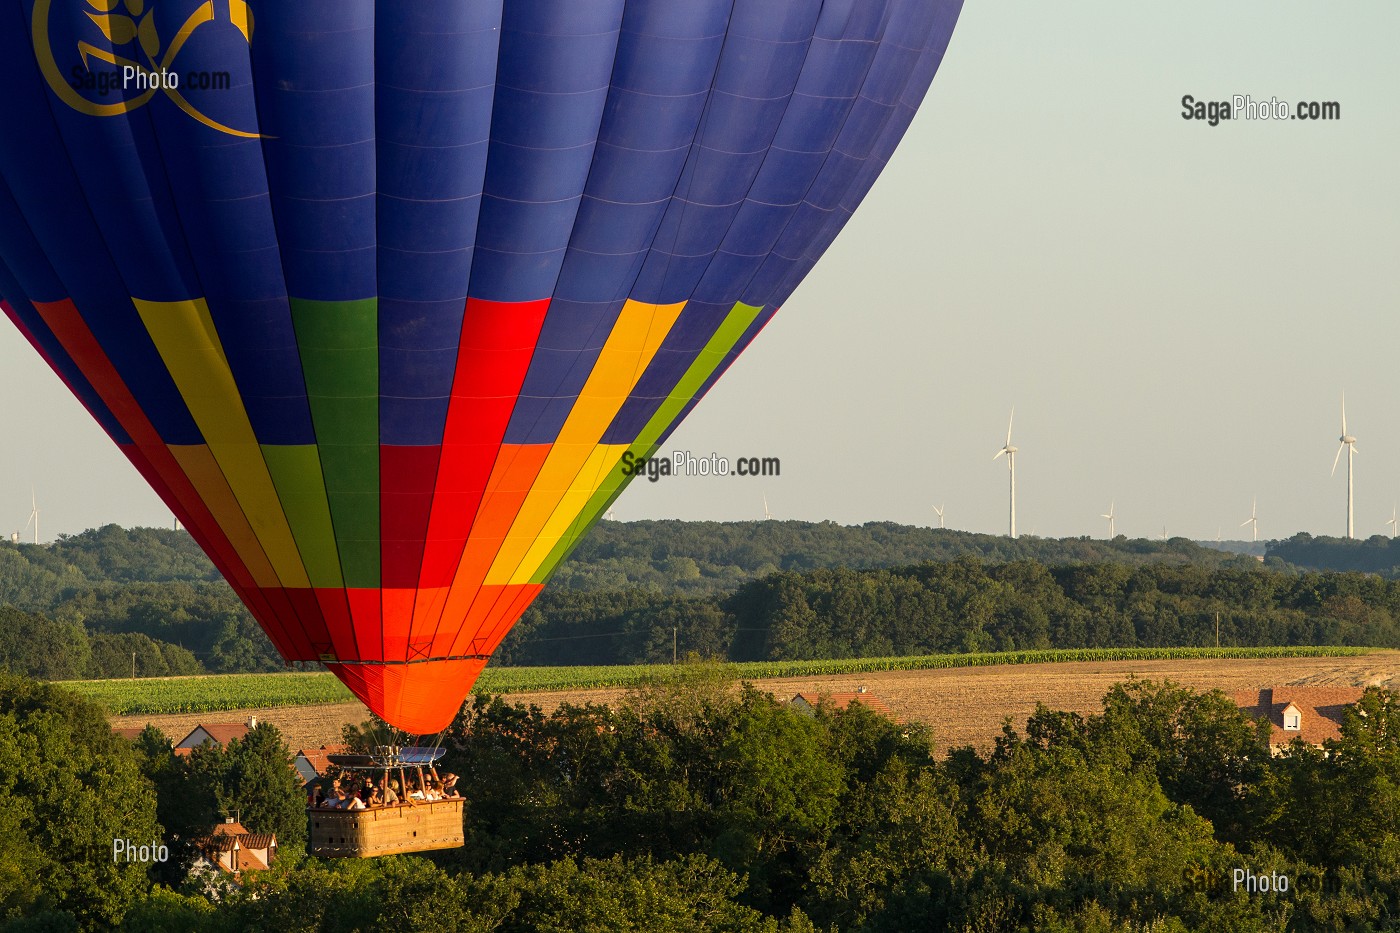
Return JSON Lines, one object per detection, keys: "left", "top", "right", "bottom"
{"left": 0, "top": 0, "right": 963, "bottom": 735}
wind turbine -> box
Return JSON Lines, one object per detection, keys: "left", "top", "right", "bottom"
{"left": 763, "top": 493, "right": 774, "bottom": 521}
{"left": 1331, "top": 394, "right": 1358, "bottom": 539}
{"left": 931, "top": 504, "right": 945, "bottom": 529}
{"left": 1101, "top": 501, "right": 1116, "bottom": 538}
{"left": 21, "top": 489, "right": 38, "bottom": 545}
{"left": 1387, "top": 504, "right": 1397, "bottom": 538}
{"left": 992, "top": 409, "right": 1018, "bottom": 539}
{"left": 1241, "top": 497, "right": 1259, "bottom": 543}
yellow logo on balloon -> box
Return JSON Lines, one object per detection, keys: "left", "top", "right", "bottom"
{"left": 32, "top": 0, "right": 261, "bottom": 139}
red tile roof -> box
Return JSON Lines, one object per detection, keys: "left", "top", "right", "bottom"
{"left": 193, "top": 821, "right": 277, "bottom": 877}
{"left": 177, "top": 723, "right": 250, "bottom": 747}
{"left": 790, "top": 691, "right": 902, "bottom": 723}
{"left": 296, "top": 744, "right": 349, "bottom": 777}
{"left": 237, "top": 848, "right": 269, "bottom": 872}
{"left": 1231, "top": 686, "right": 1365, "bottom": 747}
{"left": 111, "top": 727, "right": 147, "bottom": 741}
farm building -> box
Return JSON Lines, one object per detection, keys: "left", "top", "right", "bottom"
{"left": 190, "top": 817, "right": 278, "bottom": 882}
{"left": 788, "top": 690, "right": 902, "bottom": 723}
{"left": 174, "top": 720, "right": 253, "bottom": 756}
{"left": 294, "top": 744, "right": 349, "bottom": 786}
{"left": 1231, "top": 686, "right": 1366, "bottom": 750}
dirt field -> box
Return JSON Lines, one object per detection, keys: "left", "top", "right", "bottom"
{"left": 110, "top": 651, "right": 1400, "bottom": 755}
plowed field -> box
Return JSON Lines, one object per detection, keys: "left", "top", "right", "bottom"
{"left": 111, "top": 651, "right": 1400, "bottom": 755}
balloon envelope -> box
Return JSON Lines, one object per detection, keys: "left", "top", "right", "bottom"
{"left": 0, "top": 0, "right": 962, "bottom": 733}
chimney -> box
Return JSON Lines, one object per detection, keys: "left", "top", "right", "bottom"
{"left": 247, "top": 716, "right": 258, "bottom": 729}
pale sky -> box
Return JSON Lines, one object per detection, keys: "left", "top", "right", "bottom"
{"left": 3, "top": 1, "right": 1398, "bottom": 543}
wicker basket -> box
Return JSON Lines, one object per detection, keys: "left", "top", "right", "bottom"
{"left": 308, "top": 798, "right": 465, "bottom": 858}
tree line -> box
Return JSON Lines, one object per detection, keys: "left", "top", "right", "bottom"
{"left": 496, "top": 559, "right": 1400, "bottom": 666}
{"left": 1267, "top": 532, "right": 1400, "bottom": 576}
{"left": 7, "top": 669, "right": 1400, "bottom": 931}
{"left": 1, "top": 527, "right": 295, "bottom": 676}
{"left": 0, "top": 522, "right": 1385, "bottom": 680}
{"left": 552, "top": 519, "right": 1263, "bottom": 594}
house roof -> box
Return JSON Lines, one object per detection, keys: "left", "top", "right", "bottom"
{"left": 198, "top": 835, "right": 239, "bottom": 853}
{"left": 193, "top": 821, "right": 277, "bottom": 874}
{"left": 790, "top": 691, "right": 902, "bottom": 723}
{"left": 177, "top": 723, "right": 250, "bottom": 748}
{"left": 237, "top": 848, "right": 269, "bottom": 872}
{"left": 1231, "top": 686, "right": 1366, "bottom": 747}
{"left": 111, "top": 726, "right": 147, "bottom": 741}
{"left": 295, "top": 744, "right": 349, "bottom": 777}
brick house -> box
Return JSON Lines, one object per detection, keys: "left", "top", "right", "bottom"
{"left": 788, "top": 690, "right": 902, "bottom": 723}
{"left": 191, "top": 818, "right": 278, "bottom": 882}
{"left": 293, "top": 744, "right": 349, "bottom": 787}
{"left": 173, "top": 721, "right": 252, "bottom": 757}
{"left": 1231, "top": 686, "right": 1366, "bottom": 750}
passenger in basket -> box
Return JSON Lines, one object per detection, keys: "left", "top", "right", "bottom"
{"left": 406, "top": 774, "right": 426, "bottom": 800}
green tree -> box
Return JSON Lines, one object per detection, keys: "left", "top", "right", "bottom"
{"left": 804, "top": 704, "right": 967, "bottom": 930}
{"left": 0, "top": 675, "right": 161, "bottom": 929}
{"left": 116, "top": 886, "right": 218, "bottom": 933}
{"left": 214, "top": 857, "right": 505, "bottom": 933}
{"left": 1089, "top": 680, "right": 1271, "bottom": 843}
{"left": 971, "top": 742, "right": 1244, "bottom": 928}
{"left": 218, "top": 724, "right": 308, "bottom": 857}
{"left": 0, "top": 608, "right": 89, "bottom": 681}
{"left": 131, "top": 727, "right": 221, "bottom": 882}
{"left": 709, "top": 689, "right": 844, "bottom": 912}
{"left": 85, "top": 632, "right": 204, "bottom": 679}
{"left": 497, "top": 854, "right": 815, "bottom": 933}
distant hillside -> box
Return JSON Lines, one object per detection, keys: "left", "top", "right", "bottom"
{"left": 553, "top": 520, "right": 1263, "bottom": 594}
{"left": 1196, "top": 539, "right": 1268, "bottom": 559}
{"left": 1267, "top": 533, "right": 1400, "bottom": 576}
{"left": 497, "top": 557, "right": 1400, "bottom": 667}
{"left": 4, "top": 520, "right": 1264, "bottom": 604}
{"left": 0, "top": 526, "right": 279, "bottom": 677}
{"left": 0, "top": 521, "right": 1278, "bottom": 679}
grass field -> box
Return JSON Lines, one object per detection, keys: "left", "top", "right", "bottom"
{"left": 66, "top": 645, "right": 1376, "bottom": 716}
